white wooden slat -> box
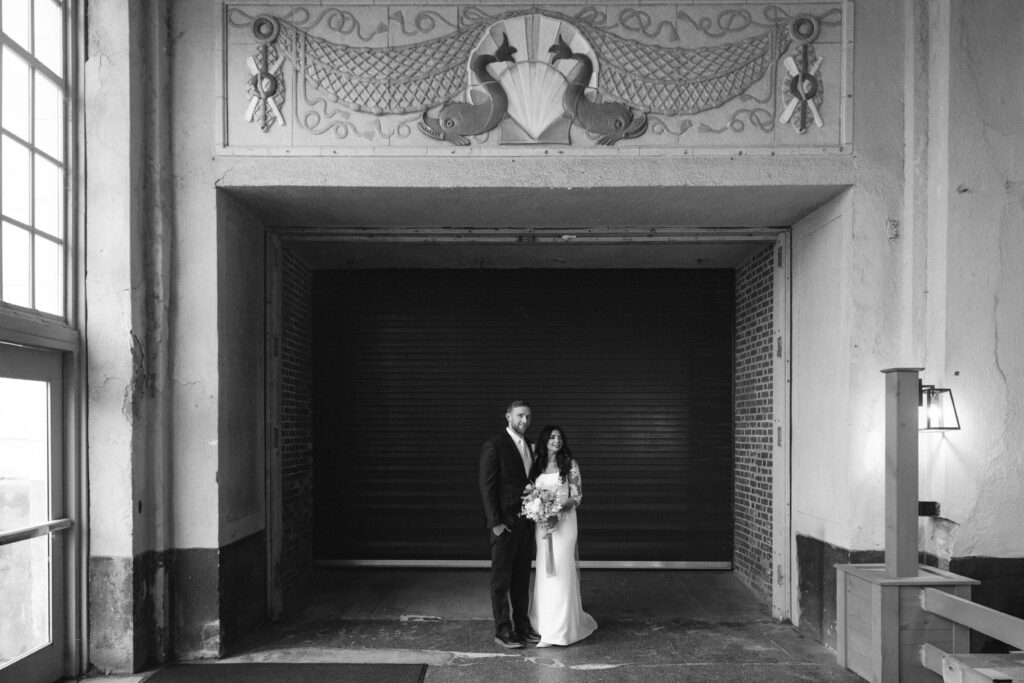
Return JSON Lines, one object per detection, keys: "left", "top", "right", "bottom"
{"left": 921, "top": 588, "right": 1024, "bottom": 652}
{"left": 920, "top": 643, "right": 946, "bottom": 675}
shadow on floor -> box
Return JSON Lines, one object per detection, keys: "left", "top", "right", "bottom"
{"left": 222, "top": 569, "right": 863, "bottom": 682}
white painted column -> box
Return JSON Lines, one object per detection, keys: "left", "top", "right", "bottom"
{"left": 882, "top": 368, "right": 922, "bottom": 578}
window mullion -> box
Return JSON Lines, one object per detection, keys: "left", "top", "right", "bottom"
{"left": 0, "top": 0, "right": 69, "bottom": 320}
{"left": 0, "top": 38, "right": 50, "bottom": 77}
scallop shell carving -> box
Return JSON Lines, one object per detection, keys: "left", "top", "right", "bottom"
{"left": 497, "top": 62, "right": 568, "bottom": 140}
{"left": 470, "top": 13, "right": 599, "bottom": 142}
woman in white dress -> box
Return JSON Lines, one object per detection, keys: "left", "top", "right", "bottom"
{"left": 527, "top": 425, "right": 598, "bottom": 647}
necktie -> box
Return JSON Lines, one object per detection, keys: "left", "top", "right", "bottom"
{"left": 520, "top": 439, "right": 531, "bottom": 475}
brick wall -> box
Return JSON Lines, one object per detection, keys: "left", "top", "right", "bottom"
{"left": 734, "top": 245, "right": 775, "bottom": 601}
{"left": 280, "top": 248, "right": 314, "bottom": 598}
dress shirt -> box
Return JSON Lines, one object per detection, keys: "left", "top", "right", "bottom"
{"left": 506, "top": 427, "right": 531, "bottom": 475}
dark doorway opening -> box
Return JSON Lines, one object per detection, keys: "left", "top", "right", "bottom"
{"left": 312, "top": 269, "right": 735, "bottom": 565}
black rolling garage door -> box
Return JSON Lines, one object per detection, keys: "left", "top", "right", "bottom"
{"left": 313, "top": 269, "right": 734, "bottom": 563}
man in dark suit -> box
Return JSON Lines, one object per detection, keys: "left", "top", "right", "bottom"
{"left": 479, "top": 400, "right": 541, "bottom": 648}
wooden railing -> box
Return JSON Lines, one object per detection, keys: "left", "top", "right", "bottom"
{"left": 918, "top": 587, "right": 1024, "bottom": 682}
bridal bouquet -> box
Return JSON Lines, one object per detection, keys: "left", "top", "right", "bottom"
{"left": 521, "top": 483, "right": 563, "bottom": 577}
{"left": 520, "top": 483, "right": 562, "bottom": 536}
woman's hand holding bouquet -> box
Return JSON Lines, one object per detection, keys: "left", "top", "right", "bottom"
{"left": 521, "top": 483, "right": 565, "bottom": 576}
{"left": 520, "top": 483, "right": 562, "bottom": 537}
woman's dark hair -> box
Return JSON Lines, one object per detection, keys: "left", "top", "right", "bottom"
{"left": 529, "top": 425, "right": 573, "bottom": 483}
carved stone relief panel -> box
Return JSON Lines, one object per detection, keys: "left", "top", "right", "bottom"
{"left": 222, "top": 3, "right": 850, "bottom": 154}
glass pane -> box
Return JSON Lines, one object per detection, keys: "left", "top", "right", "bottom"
{"left": 1, "top": 222, "right": 32, "bottom": 307}
{"left": 2, "top": 135, "right": 32, "bottom": 224}
{"left": 0, "top": 377, "right": 49, "bottom": 532}
{"left": 33, "top": 155, "right": 60, "bottom": 237}
{"left": 0, "top": 536, "right": 52, "bottom": 666}
{"left": 2, "top": 0, "right": 33, "bottom": 53}
{"left": 2, "top": 47, "right": 33, "bottom": 141}
{"left": 33, "top": 235, "right": 61, "bottom": 314}
{"left": 34, "top": 73, "right": 62, "bottom": 161}
{"left": 34, "top": 0, "right": 62, "bottom": 77}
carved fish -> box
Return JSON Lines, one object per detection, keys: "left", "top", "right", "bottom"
{"left": 419, "top": 33, "right": 517, "bottom": 145}
{"left": 548, "top": 34, "right": 647, "bottom": 146}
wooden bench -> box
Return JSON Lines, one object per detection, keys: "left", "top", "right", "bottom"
{"left": 919, "top": 588, "right": 1024, "bottom": 682}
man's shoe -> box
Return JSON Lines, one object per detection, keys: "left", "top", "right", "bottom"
{"left": 521, "top": 629, "right": 542, "bottom": 644}
{"left": 494, "top": 632, "right": 525, "bottom": 649}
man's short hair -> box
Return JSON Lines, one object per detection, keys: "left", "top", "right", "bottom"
{"left": 506, "top": 400, "right": 531, "bottom": 413}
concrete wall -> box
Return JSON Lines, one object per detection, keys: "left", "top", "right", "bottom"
{"left": 217, "top": 193, "right": 268, "bottom": 651}
{"left": 791, "top": 191, "right": 854, "bottom": 561}
{"left": 789, "top": 0, "right": 1024, "bottom": 642}
{"left": 87, "top": 0, "right": 174, "bottom": 671}
{"left": 923, "top": 0, "right": 1024, "bottom": 561}
{"left": 217, "top": 194, "right": 266, "bottom": 546}
{"left": 918, "top": 1, "right": 1024, "bottom": 634}
{"left": 85, "top": 0, "right": 268, "bottom": 667}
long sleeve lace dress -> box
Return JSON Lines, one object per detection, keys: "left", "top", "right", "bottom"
{"left": 528, "top": 459, "right": 597, "bottom": 646}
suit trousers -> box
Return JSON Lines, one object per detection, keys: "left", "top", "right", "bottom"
{"left": 489, "top": 516, "right": 535, "bottom": 636}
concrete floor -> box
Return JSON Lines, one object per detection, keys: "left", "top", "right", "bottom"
{"left": 175, "top": 568, "right": 865, "bottom": 682}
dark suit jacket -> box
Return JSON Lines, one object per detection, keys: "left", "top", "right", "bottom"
{"left": 479, "top": 431, "right": 531, "bottom": 529}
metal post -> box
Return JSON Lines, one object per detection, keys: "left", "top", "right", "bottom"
{"left": 882, "top": 368, "right": 922, "bottom": 577}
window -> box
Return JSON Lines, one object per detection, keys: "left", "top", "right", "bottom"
{"left": 1, "top": 0, "right": 66, "bottom": 318}
{"left": 0, "top": 2, "right": 78, "bottom": 679}
{"left": 0, "top": 347, "right": 66, "bottom": 682}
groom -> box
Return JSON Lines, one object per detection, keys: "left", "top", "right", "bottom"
{"left": 479, "top": 400, "right": 542, "bottom": 648}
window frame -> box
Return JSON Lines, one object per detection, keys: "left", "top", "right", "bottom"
{"left": 0, "top": 345, "right": 68, "bottom": 682}
{"left": 0, "top": 0, "right": 75, "bottom": 331}
{"left": 0, "top": 0, "right": 86, "bottom": 679}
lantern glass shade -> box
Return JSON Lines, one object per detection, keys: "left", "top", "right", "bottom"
{"left": 919, "top": 385, "right": 960, "bottom": 431}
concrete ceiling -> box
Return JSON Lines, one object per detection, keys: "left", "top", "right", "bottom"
{"left": 226, "top": 184, "right": 847, "bottom": 269}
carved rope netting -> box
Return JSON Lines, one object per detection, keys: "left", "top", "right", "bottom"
{"left": 579, "top": 24, "right": 791, "bottom": 115}
{"left": 271, "top": 14, "right": 791, "bottom": 116}
{"left": 277, "top": 22, "right": 475, "bottom": 114}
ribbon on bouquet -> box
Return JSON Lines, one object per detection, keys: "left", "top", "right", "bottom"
{"left": 544, "top": 532, "right": 555, "bottom": 576}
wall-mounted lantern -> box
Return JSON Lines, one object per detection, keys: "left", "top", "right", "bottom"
{"left": 919, "top": 382, "right": 960, "bottom": 431}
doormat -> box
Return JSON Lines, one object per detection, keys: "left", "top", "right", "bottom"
{"left": 143, "top": 662, "right": 427, "bottom": 683}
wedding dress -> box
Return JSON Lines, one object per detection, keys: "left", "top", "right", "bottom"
{"left": 528, "top": 462, "right": 597, "bottom": 646}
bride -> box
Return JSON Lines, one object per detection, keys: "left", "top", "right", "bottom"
{"left": 527, "top": 425, "right": 598, "bottom": 647}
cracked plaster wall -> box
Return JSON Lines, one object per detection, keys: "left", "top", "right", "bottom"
{"left": 85, "top": 0, "right": 142, "bottom": 672}
{"left": 87, "top": 0, "right": 139, "bottom": 563}
{"left": 790, "top": 1, "right": 1024, "bottom": 569}
{"left": 918, "top": 0, "right": 1024, "bottom": 560}
{"left": 86, "top": 0, "right": 178, "bottom": 670}
{"left": 788, "top": 0, "right": 904, "bottom": 559}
